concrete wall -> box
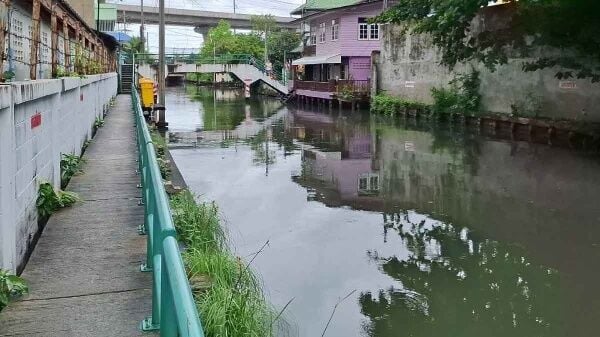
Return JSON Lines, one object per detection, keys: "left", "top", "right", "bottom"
{"left": 374, "top": 24, "right": 600, "bottom": 121}
{"left": 0, "top": 73, "right": 118, "bottom": 272}
{"left": 64, "top": 0, "right": 96, "bottom": 28}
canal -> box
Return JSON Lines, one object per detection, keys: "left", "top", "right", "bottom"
{"left": 166, "top": 85, "right": 600, "bottom": 337}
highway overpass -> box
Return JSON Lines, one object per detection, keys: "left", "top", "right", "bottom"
{"left": 115, "top": 4, "right": 297, "bottom": 37}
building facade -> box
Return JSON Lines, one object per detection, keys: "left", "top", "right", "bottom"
{"left": 291, "top": 1, "right": 386, "bottom": 102}
{"left": 0, "top": 0, "right": 116, "bottom": 81}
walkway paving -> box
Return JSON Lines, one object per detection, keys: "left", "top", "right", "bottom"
{"left": 0, "top": 95, "right": 153, "bottom": 336}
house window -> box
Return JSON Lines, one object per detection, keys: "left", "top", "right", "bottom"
{"left": 319, "top": 22, "right": 326, "bottom": 43}
{"left": 358, "top": 17, "right": 379, "bottom": 40}
{"left": 11, "top": 18, "right": 25, "bottom": 62}
{"left": 370, "top": 24, "right": 379, "bottom": 40}
{"left": 310, "top": 27, "right": 317, "bottom": 45}
{"left": 358, "top": 173, "right": 380, "bottom": 194}
{"left": 331, "top": 19, "right": 339, "bottom": 41}
{"left": 41, "top": 31, "right": 49, "bottom": 63}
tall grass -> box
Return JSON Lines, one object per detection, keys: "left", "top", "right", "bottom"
{"left": 170, "top": 190, "right": 279, "bottom": 337}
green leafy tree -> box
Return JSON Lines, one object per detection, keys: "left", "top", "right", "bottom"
{"left": 375, "top": 0, "right": 600, "bottom": 82}
{"left": 200, "top": 20, "right": 264, "bottom": 60}
{"left": 251, "top": 14, "right": 277, "bottom": 64}
{"left": 201, "top": 20, "right": 237, "bottom": 57}
{"left": 267, "top": 30, "right": 301, "bottom": 77}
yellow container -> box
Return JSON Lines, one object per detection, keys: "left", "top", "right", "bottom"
{"left": 139, "top": 77, "right": 155, "bottom": 110}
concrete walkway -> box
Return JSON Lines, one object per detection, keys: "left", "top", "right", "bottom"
{"left": 0, "top": 95, "right": 152, "bottom": 336}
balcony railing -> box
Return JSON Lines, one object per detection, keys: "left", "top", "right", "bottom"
{"left": 294, "top": 80, "right": 336, "bottom": 92}
{"left": 336, "top": 80, "right": 370, "bottom": 95}
{"left": 294, "top": 79, "right": 371, "bottom": 95}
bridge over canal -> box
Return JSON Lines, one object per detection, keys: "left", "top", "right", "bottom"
{"left": 136, "top": 54, "right": 291, "bottom": 96}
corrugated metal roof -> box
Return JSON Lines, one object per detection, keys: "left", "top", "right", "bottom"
{"left": 291, "top": 0, "right": 364, "bottom": 15}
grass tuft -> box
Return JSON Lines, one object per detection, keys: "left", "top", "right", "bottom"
{"left": 170, "top": 190, "right": 279, "bottom": 337}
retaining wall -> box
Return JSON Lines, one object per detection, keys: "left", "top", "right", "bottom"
{"left": 0, "top": 73, "right": 118, "bottom": 272}
{"left": 373, "top": 24, "right": 600, "bottom": 122}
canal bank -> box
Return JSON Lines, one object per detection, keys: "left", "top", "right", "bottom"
{"left": 164, "top": 85, "right": 600, "bottom": 337}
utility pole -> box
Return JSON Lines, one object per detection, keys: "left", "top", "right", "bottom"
{"left": 140, "top": 0, "right": 145, "bottom": 52}
{"left": 158, "top": 0, "right": 165, "bottom": 105}
{"left": 96, "top": 0, "right": 100, "bottom": 31}
{"left": 156, "top": 0, "right": 168, "bottom": 128}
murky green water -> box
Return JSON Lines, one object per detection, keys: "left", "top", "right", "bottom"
{"left": 167, "top": 86, "right": 600, "bottom": 337}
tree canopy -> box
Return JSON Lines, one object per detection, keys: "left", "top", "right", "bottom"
{"left": 374, "top": 0, "right": 600, "bottom": 82}
{"left": 268, "top": 30, "right": 301, "bottom": 76}
{"left": 200, "top": 18, "right": 301, "bottom": 77}
{"left": 200, "top": 20, "right": 264, "bottom": 59}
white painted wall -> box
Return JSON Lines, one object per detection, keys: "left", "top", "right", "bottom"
{"left": 0, "top": 73, "right": 118, "bottom": 273}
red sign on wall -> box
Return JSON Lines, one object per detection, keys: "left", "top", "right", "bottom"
{"left": 31, "top": 112, "right": 42, "bottom": 129}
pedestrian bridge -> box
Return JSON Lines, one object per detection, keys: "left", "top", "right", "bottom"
{"left": 137, "top": 54, "right": 290, "bottom": 95}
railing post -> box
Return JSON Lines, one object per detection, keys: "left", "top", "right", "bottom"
{"left": 160, "top": 253, "right": 177, "bottom": 337}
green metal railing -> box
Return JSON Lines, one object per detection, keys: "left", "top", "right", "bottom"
{"left": 131, "top": 86, "right": 205, "bottom": 337}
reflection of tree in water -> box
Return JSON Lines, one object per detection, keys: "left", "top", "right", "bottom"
{"left": 429, "top": 125, "right": 482, "bottom": 176}
{"left": 248, "top": 128, "right": 276, "bottom": 166}
{"left": 270, "top": 118, "right": 299, "bottom": 157}
{"left": 184, "top": 86, "right": 284, "bottom": 131}
{"left": 361, "top": 212, "right": 561, "bottom": 337}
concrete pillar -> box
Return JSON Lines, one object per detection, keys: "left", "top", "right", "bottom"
{"left": 63, "top": 19, "right": 70, "bottom": 71}
{"left": 0, "top": 0, "right": 8, "bottom": 78}
{"left": 51, "top": 13, "right": 59, "bottom": 77}
{"left": 29, "top": 0, "right": 41, "bottom": 79}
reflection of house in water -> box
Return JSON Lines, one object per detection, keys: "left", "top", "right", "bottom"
{"left": 289, "top": 108, "right": 381, "bottom": 206}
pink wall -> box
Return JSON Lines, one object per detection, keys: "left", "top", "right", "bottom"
{"left": 313, "top": 12, "right": 341, "bottom": 56}
{"left": 309, "top": 2, "right": 383, "bottom": 58}
{"left": 349, "top": 56, "right": 371, "bottom": 81}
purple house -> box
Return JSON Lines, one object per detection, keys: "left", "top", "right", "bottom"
{"left": 291, "top": 0, "right": 387, "bottom": 102}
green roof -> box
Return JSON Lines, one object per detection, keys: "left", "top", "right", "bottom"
{"left": 291, "top": 0, "right": 364, "bottom": 15}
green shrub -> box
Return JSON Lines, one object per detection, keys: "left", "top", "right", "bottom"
{"left": 36, "top": 182, "right": 79, "bottom": 218}
{"left": 371, "top": 94, "right": 430, "bottom": 116}
{"left": 94, "top": 117, "right": 105, "bottom": 128}
{"left": 60, "top": 153, "right": 84, "bottom": 188}
{"left": 0, "top": 269, "right": 28, "bottom": 311}
{"left": 431, "top": 71, "right": 481, "bottom": 118}
{"left": 149, "top": 127, "right": 167, "bottom": 159}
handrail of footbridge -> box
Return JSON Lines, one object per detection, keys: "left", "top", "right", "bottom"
{"left": 134, "top": 53, "right": 285, "bottom": 83}
{"left": 131, "top": 85, "right": 205, "bottom": 337}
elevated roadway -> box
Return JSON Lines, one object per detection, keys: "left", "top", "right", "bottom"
{"left": 115, "top": 4, "right": 297, "bottom": 37}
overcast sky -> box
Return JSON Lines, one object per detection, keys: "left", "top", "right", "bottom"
{"left": 106, "top": 0, "right": 304, "bottom": 53}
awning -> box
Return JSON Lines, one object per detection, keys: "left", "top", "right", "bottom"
{"left": 292, "top": 54, "right": 341, "bottom": 65}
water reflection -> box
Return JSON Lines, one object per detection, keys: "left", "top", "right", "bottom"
{"left": 168, "top": 86, "right": 600, "bottom": 337}
{"left": 362, "top": 212, "right": 561, "bottom": 337}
